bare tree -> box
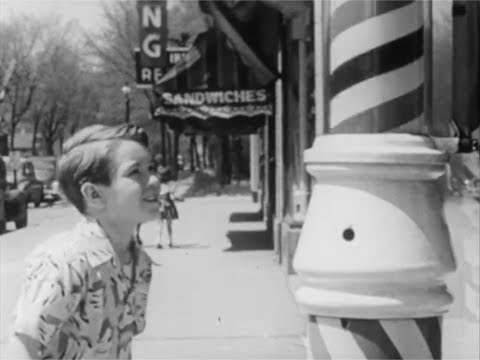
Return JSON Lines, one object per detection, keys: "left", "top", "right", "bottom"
{"left": 35, "top": 24, "right": 86, "bottom": 154}
{"left": 84, "top": 0, "right": 207, "bottom": 137}
{"left": 0, "top": 16, "right": 48, "bottom": 149}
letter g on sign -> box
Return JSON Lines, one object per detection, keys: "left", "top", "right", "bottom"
{"left": 143, "top": 34, "right": 162, "bottom": 58}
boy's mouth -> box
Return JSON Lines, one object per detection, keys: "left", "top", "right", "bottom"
{"left": 143, "top": 195, "right": 158, "bottom": 202}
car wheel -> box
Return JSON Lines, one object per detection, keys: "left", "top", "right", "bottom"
{"left": 34, "top": 201, "right": 41, "bottom": 208}
{"left": 0, "top": 220, "right": 6, "bottom": 234}
{"left": 15, "top": 213, "right": 27, "bottom": 229}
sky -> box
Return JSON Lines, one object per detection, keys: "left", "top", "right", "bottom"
{"left": 1, "top": 0, "right": 105, "bottom": 32}
{"left": 0, "top": 0, "right": 178, "bottom": 33}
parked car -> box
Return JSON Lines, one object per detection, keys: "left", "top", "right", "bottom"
{"left": 0, "top": 157, "right": 28, "bottom": 234}
{"left": 17, "top": 160, "right": 44, "bottom": 207}
{"left": 2, "top": 156, "right": 61, "bottom": 207}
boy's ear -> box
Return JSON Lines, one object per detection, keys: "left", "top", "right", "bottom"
{"left": 80, "top": 182, "right": 106, "bottom": 211}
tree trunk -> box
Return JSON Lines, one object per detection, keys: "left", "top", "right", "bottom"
{"left": 31, "top": 115, "right": 41, "bottom": 155}
{"left": 9, "top": 121, "right": 16, "bottom": 150}
{"left": 44, "top": 137, "right": 54, "bottom": 156}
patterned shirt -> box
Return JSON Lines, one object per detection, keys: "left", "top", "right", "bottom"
{"left": 12, "top": 218, "right": 153, "bottom": 359}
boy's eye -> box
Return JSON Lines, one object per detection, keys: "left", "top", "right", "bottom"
{"left": 148, "top": 164, "right": 156, "bottom": 172}
{"left": 129, "top": 168, "right": 140, "bottom": 176}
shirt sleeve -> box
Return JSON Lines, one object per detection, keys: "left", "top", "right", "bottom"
{"left": 13, "top": 254, "right": 85, "bottom": 347}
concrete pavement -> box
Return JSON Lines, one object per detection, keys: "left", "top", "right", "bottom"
{"left": 135, "top": 196, "right": 306, "bottom": 358}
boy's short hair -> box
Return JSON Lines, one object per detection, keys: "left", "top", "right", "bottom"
{"left": 58, "top": 124, "right": 149, "bottom": 214}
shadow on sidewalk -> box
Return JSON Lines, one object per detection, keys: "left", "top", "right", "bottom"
{"left": 143, "top": 243, "right": 209, "bottom": 250}
{"left": 229, "top": 210, "right": 264, "bottom": 223}
{"left": 224, "top": 230, "right": 272, "bottom": 251}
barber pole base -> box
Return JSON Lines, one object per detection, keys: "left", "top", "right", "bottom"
{"left": 307, "top": 316, "right": 441, "bottom": 359}
{"left": 294, "top": 134, "right": 456, "bottom": 360}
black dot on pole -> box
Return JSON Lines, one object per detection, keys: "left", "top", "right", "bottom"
{"left": 343, "top": 228, "right": 355, "bottom": 241}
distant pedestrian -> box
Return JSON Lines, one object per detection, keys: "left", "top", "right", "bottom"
{"left": 6, "top": 124, "right": 158, "bottom": 359}
{"left": 177, "top": 154, "right": 184, "bottom": 171}
{"left": 157, "top": 167, "right": 179, "bottom": 248}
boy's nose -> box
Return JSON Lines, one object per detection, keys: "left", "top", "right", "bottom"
{"left": 148, "top": 173, "right": 160, "bottom": 189}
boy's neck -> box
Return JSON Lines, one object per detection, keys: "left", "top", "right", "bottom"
{"left": 96, "top": 218, "right": 135, "bottom": 263}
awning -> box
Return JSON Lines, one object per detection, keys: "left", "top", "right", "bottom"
{"left": 153, "top": 9, "right": 280, "bottom": 134}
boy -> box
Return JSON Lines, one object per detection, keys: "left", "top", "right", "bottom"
{"left": 6, "top": 124, "right": 160, "bottom": 359}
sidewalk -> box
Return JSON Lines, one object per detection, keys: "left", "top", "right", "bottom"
{"left": 135, "top": 196, "right": 306, "bottom": 359}
{"left": 0, "top": 196, "right": 306, "bottom": 359}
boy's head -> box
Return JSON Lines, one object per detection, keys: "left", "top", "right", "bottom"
{"left": 58, "top": 124, "right": 158, "bottom": 220}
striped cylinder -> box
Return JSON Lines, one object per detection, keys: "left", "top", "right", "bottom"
{"left": 328, "top": 0, "right": 427, "bottom": 133}
{"left": 307, "top": 316, "right": 441, "bottom": 359}
{"left": 297, "top": 2, "right": 454, "bottom": 360}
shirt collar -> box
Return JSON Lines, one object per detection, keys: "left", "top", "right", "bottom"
{"left": 74, "top": 217, "right": 118, "bottom": 268}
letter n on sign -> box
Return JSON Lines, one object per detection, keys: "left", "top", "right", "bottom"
{"left": 136, "top": 0, "right": 168, "bottom": 87}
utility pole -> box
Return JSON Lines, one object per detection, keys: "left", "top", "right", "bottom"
{"left": 121, "top": 83, "right": 131, "bottom": 124}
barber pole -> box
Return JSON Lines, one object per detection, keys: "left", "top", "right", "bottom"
{"left": 329, "top": 0, "right": 426, "bottom": 133}
{"left": 294, "top": 1, "right": 456, "bottom": 359}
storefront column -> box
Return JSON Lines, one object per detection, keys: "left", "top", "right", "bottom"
{"left": 279, "top": 8, "right": 312, "bottom": 274}
{"left": 274, "top": 44, "right": 284, "bottom": 259}
{"left": 249, "top": 134, "right": 260, "bottom": 202}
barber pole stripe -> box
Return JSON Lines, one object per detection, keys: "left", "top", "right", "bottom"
{"left": 390, "top": 113, "right": 426, "bottom": 133}
{"left": 330, "top": 1, "right": 422, "bottom": 72}
{"left": 414, "top": 317, "right": 442, "bottom": 359}
{"left": 307, "top": 315, "right": 332, "bottom": 359}
{"left": 308, "top": 316, "right": 441, "bottom": 359}
{"left": 330, "top": 1, "right": 416, "bottom": 44}
{"left": 331, "top": 58, "right": 424, "bottom": 129}
{"left": 329, "top": 0, "right": 426, "bottom": 133}
{"left": 333, "top": 82, "right": 423, "bottom": 133}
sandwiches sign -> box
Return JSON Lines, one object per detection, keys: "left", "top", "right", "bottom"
{"left": 155, "top": 88, "right": 273, "bottom": 120}
{"left": 160, "top": 89, "right": 269, "bottom": 107}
